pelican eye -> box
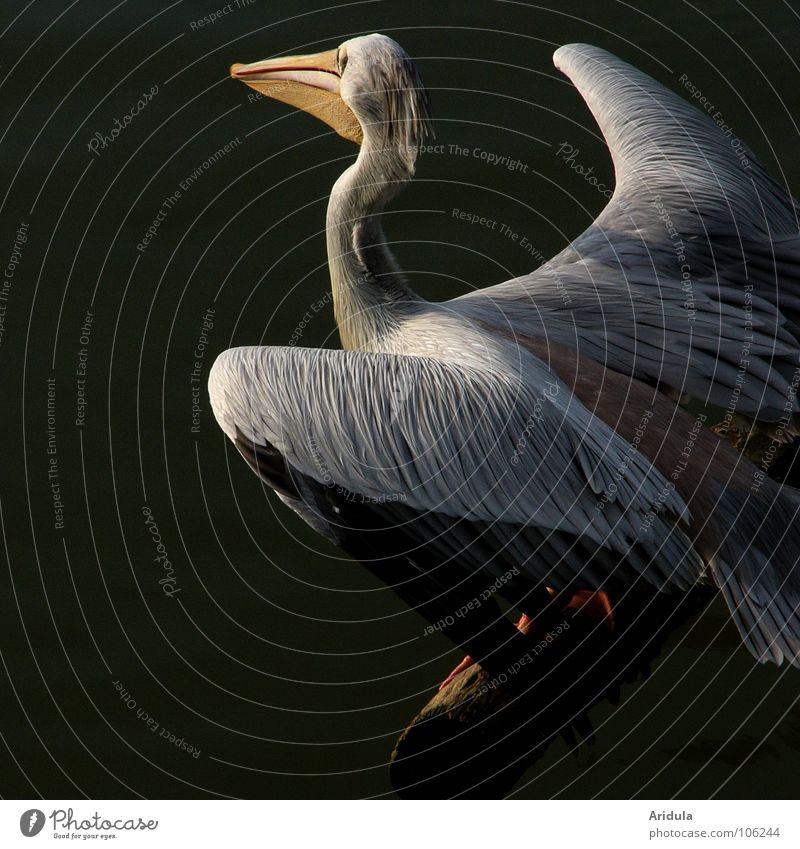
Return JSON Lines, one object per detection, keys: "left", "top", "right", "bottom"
{"left": 337, "top": 48, "right": 348, "bottom": 75}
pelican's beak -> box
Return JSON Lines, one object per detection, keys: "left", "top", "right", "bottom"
{"left": 230, "top": 48, "right": 363, "bottom": 145}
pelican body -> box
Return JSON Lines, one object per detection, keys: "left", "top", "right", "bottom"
{"left": 211, "top": 35, "right": 800, "bottom": 677}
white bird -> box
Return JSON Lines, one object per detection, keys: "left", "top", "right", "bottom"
{"left": 210, "top": 35, "right": 800, "bottom": 678}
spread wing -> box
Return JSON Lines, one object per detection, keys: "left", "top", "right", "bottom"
{"left": 453, "top": 43, "right": 800, "bottom": 422}
{"left": 209, "top": 344, "right": 703, "bottom": 600}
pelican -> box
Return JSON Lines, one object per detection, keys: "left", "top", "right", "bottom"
{"left": 210, "top": 35, "right": 800, "bottom": 682}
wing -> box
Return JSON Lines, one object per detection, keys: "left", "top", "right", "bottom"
{"left": 453, "top": 43, "right": 800, "bottom": 422}
{"left": 209, "top": 344, "right": 704, "bottom": 603}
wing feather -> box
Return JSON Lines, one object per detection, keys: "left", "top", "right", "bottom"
{"left": 209, "top": 345, "right": 704, "bottom": 597}
{"left": 453, "top": 44, "right": 800, "bottom": 421}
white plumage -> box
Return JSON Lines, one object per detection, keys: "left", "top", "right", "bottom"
{"left": 212, "top": 35, "right": 800, "bottom": 669}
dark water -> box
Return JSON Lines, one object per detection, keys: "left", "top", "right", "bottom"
{"left": 1, "top": 0, "right": 798, "bottom": 799}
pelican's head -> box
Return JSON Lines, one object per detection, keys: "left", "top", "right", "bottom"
{"left": 230, "top": 34, "right": 432, "bottom": 155}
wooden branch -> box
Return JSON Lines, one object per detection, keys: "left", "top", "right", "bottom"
{"left": 390, "top": 587, "right": 712, "bottom": 798}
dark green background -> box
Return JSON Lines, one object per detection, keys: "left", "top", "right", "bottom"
{"left": 1, "top": 0, "right": 798, "bottom": 798}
